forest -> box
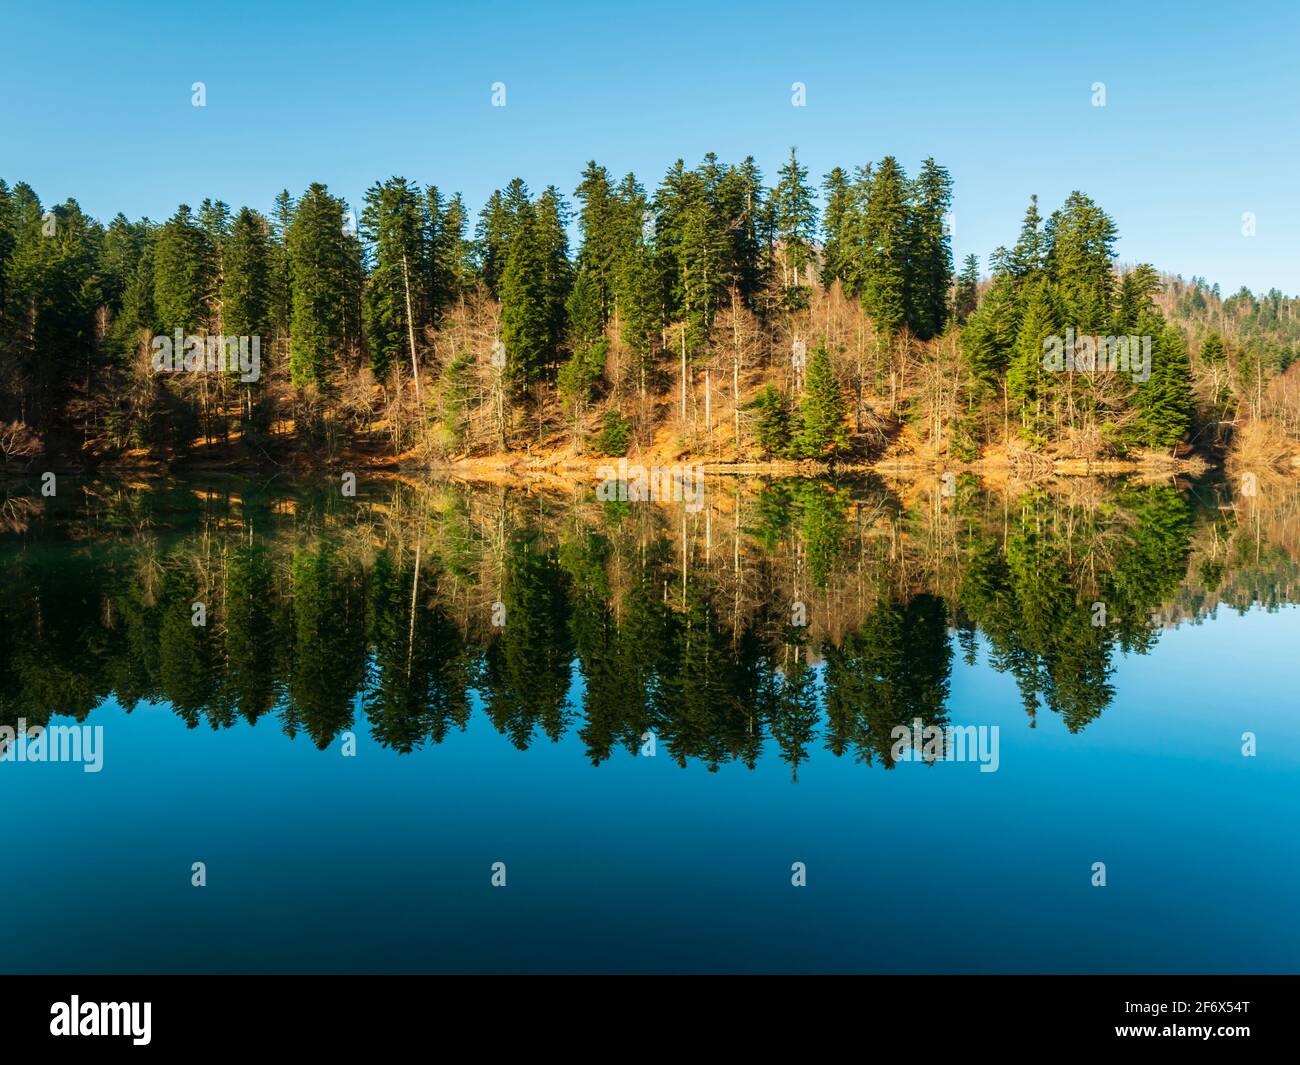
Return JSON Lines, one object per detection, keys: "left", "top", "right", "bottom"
{"left": 1, "top": 152, "right": 1298, "bottom": 471}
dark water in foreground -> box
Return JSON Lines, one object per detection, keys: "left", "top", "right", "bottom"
{"left": 0, "top": 473, "right": 1297, "bottom": 973}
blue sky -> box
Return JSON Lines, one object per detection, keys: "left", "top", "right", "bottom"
{"left": 2, "top": 0, "right": 1297, "bottom": 293}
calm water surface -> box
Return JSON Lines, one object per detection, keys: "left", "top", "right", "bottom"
{"left": 1, "top": 473, "right": 1296, "bottom": 973}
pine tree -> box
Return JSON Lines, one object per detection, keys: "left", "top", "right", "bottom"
{"left": 770, "top": 147, "right": 817, "bottom": 295}
{"left": 475, "top": 178, "right": 531, "bottom": 298}
{"left": 499, "top": 201, "right": 552, "bottom": 394}
{"left": 221, "top": 207, "right": 270, "bottom": 341}
{"left": 1009, "top": 195, "right": 1044, "bottom": 280}
{"left": 533, "top": 186, "right": 573, "bottom": 362}
{"left": 268, "top": 190, "right": 295, "bottom": 344}
{"left": 678, "top": 173, "right": 729, "bottom": 353}
{"left": 1114, "top": 264, "right": 1161, "bottom": 332}
{"left": 954, "top": 253, "right": 980, "bottom": 323}
{"left": 153, "top": 204, "right": 212, "bottom": 332}
{"left": 906, "top": 157, "right": 953, "bottom": 340}
{"left": 720, "top": 157, "right": 766, "bottom": 305}
{"left": 746, "top": 384, "right": 792, "bottom": 456}
{"left": 1133, "top": 325, "right": 1193, "bottom": 449}
{"left": 615, "top": 240, "right": 659, "bottom": 390}
{"left": 962, "top": 272, "right": 1020, "bottom": 390}
{"left": 1006, "top": 280, "right": 1058, "bottom": 444}
{"left": 573, "top": 161, "right": 617, "bottom": 327}
{"left": 360, "top": 177, "right": 429, "bottom": 383}
{"left": 425, "top": 185, "right": 467, "bottom": 321}
{"left": 653, "top": 160, "right": 693, "bottom": 320}
{"left": 794, "top": 344, "right": 849, "bottom": 457}
{"left": 1044, "top": 191, "right": 1117, "bottom": 331}
{"left": 288, "top": 183, "right": 360, "bottom": 388}
{"left": 859, "top": 156, "right": 911, "bottom": 339}
{"left": 820, "top": 167, "right": 852, "bottom": 288}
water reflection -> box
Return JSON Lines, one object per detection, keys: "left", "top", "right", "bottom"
{"left": 0, "top": 472, "right": 1295, "bottom": 775}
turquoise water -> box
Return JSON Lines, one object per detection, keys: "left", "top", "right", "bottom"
{"left": 0, "top": 475, "right": 1296, "bottom": 973}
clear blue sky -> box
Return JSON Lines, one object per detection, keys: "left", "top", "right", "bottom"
{"left": 2, "top": 0, "right": 1296, "bottom": 293}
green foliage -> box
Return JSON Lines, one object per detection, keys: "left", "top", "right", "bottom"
{"left": 907, "top": 157, "right": 954, "bottom": 339}
{"left": 594, "top": 408, "right": 632, "bottom": 456}
{"left": 221, "top": 207, "right": 270, "bottom": 339}
{"left": 954, "top": 253, "right": 979, "bottom": 323}
{"left": 557, "top": 337, "right": 608, "bottom": 412}
{"left": 1006, "top": 280, "right": 1059, "bottom": 445}
{"left": 794, "top": 345, "right": 849, "bottom": 458}
{"left": 1044, "top": 191, "right": 1117, "bottom": 331}
{"left": 153, "top": 205, "right": 211, "bottom": 332}
{"left": 858, "top": 156, "right": 911, "bottom": 339}
{"left": 746, "top": 384, "right": 792, "bottom": 457}
{"left": 770, "top": 147, "right": 817, "bottom": 290}
{"left": 361, "top": 177, "right": 427, "bottom": 381}
{"left": 962, "top": 273, "right": 1020, "bottom": 390}
{"left": 288, "top": 183, "right": 362, "bottom": 388}
{"left": 1131, "top": 325, "right": 1194, "bottom": 449}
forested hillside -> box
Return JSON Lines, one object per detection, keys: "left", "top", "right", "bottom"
{"left": 0, "top": 153, "right": 1296, "bottom": 470}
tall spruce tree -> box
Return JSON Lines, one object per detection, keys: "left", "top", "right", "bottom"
{"left": 221, "top": 207, "right": 271, "bottom": 342}
{"left": 1006, "top": 280, "right": 1059, "bottom": 444}
{"left": 361, "top": 177, "right": 429, "bottom": 384}
{"left": 153, "top": 204, "right": 212, "bottom": 333}
{"left": 1044, "top": 191, "right": 1117, "bottom": 331}
{"left": 500, "top": 201, "right": 552, "bottom": 394}
{"left": 288, "top": 183, "right": 361, "bottom": 388}
{"left": 820, "top": 167, "right": 852, "bottom": 289}
{"left": 954, "top": 253, "right": 980, "bottom": 323}
{"left": 906, "top": 157, "right": 954, "bottom": 340}
{"left": 794, "top": 344, "right": 849, "bottom": 457}
{"left": 770, "top": 147, "right": 817, "bottom": 295}
{"left": 859, "top": 156, "right": 911, "bottom": 338}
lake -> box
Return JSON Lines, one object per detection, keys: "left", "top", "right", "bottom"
{"left": 0, "top": 471, "right": 1296, "bottom": 973}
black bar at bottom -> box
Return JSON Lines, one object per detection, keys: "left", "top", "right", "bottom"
{"left": 0, "top": 974, "right": 1287, "bottom": 1052}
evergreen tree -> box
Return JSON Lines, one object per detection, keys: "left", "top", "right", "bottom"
{"left": 820, "top": 166, "right": 852, "bottom": 288}
{"left": 221, "top": 207, "right": 270, "bottom": 341}
{"left": 1200, "top": 332, "right": 1225, "bottom": 365}
{"left": 425, "top": 185, "right": 468, "bottom": 320}
{"left": 474, "top": 178, "right": 530, "bottom": 297}
{"left": 533, "top": 186, "right": 573, "bottom": 360}
{"left": 1133, "top": 325, "right": 1193, "bottom": 449}
{"left": 268, "top": 190, "right": 295, "bottom": 343}
{"left": 718, "top": 157, "right": 766, "bottom": 305}
{"left": 153, "top": 204, "right": 211, "bottom": 332}
{"left": 616, "top": 240, "right": 660, "bottom": 387}
{"left": 652, "top": 160, "right": 693, "bottom": 319}
{"left": 1006, "top": 280, "right": 1059, "bottom": 444}
{"left": 962, "top": 272, "right": 1021, "bottom": 391}
{"left": 1044, "top": 191, "right": 1117, "bottom": 331}
{"left": 770, "top": 147, "right": 817, "bottom": 295}
{"left": 794, "top": 344, "right": 849, "bottom": 457}
{"left": 499, "top": 201, "right": 552, "bottom": 393}
{"left": 1114, "top": 263, "right": 1161, "bottom": 332}
{"left": 906, "top": 157, "right": 953, "bottom": 339}
{"left": 954, "top": 253, "right": 980, "bottom": 323}
{"left": 746, "top": 384, "right": 792, "bottom": 456}
{"left": 360, "top": 176, "right": 429, "bottom": 382}
{"left": 288, "top": 183, "right": 361, "bottom": 388}
{"left": 1009, "top": 195, "right": 1044, "bottom": 280}
{"left": 573, "top": 161, "right": 618, "bottom": 327}
{"left": 859, "top": 156, "right": 911, "bottom": 338}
